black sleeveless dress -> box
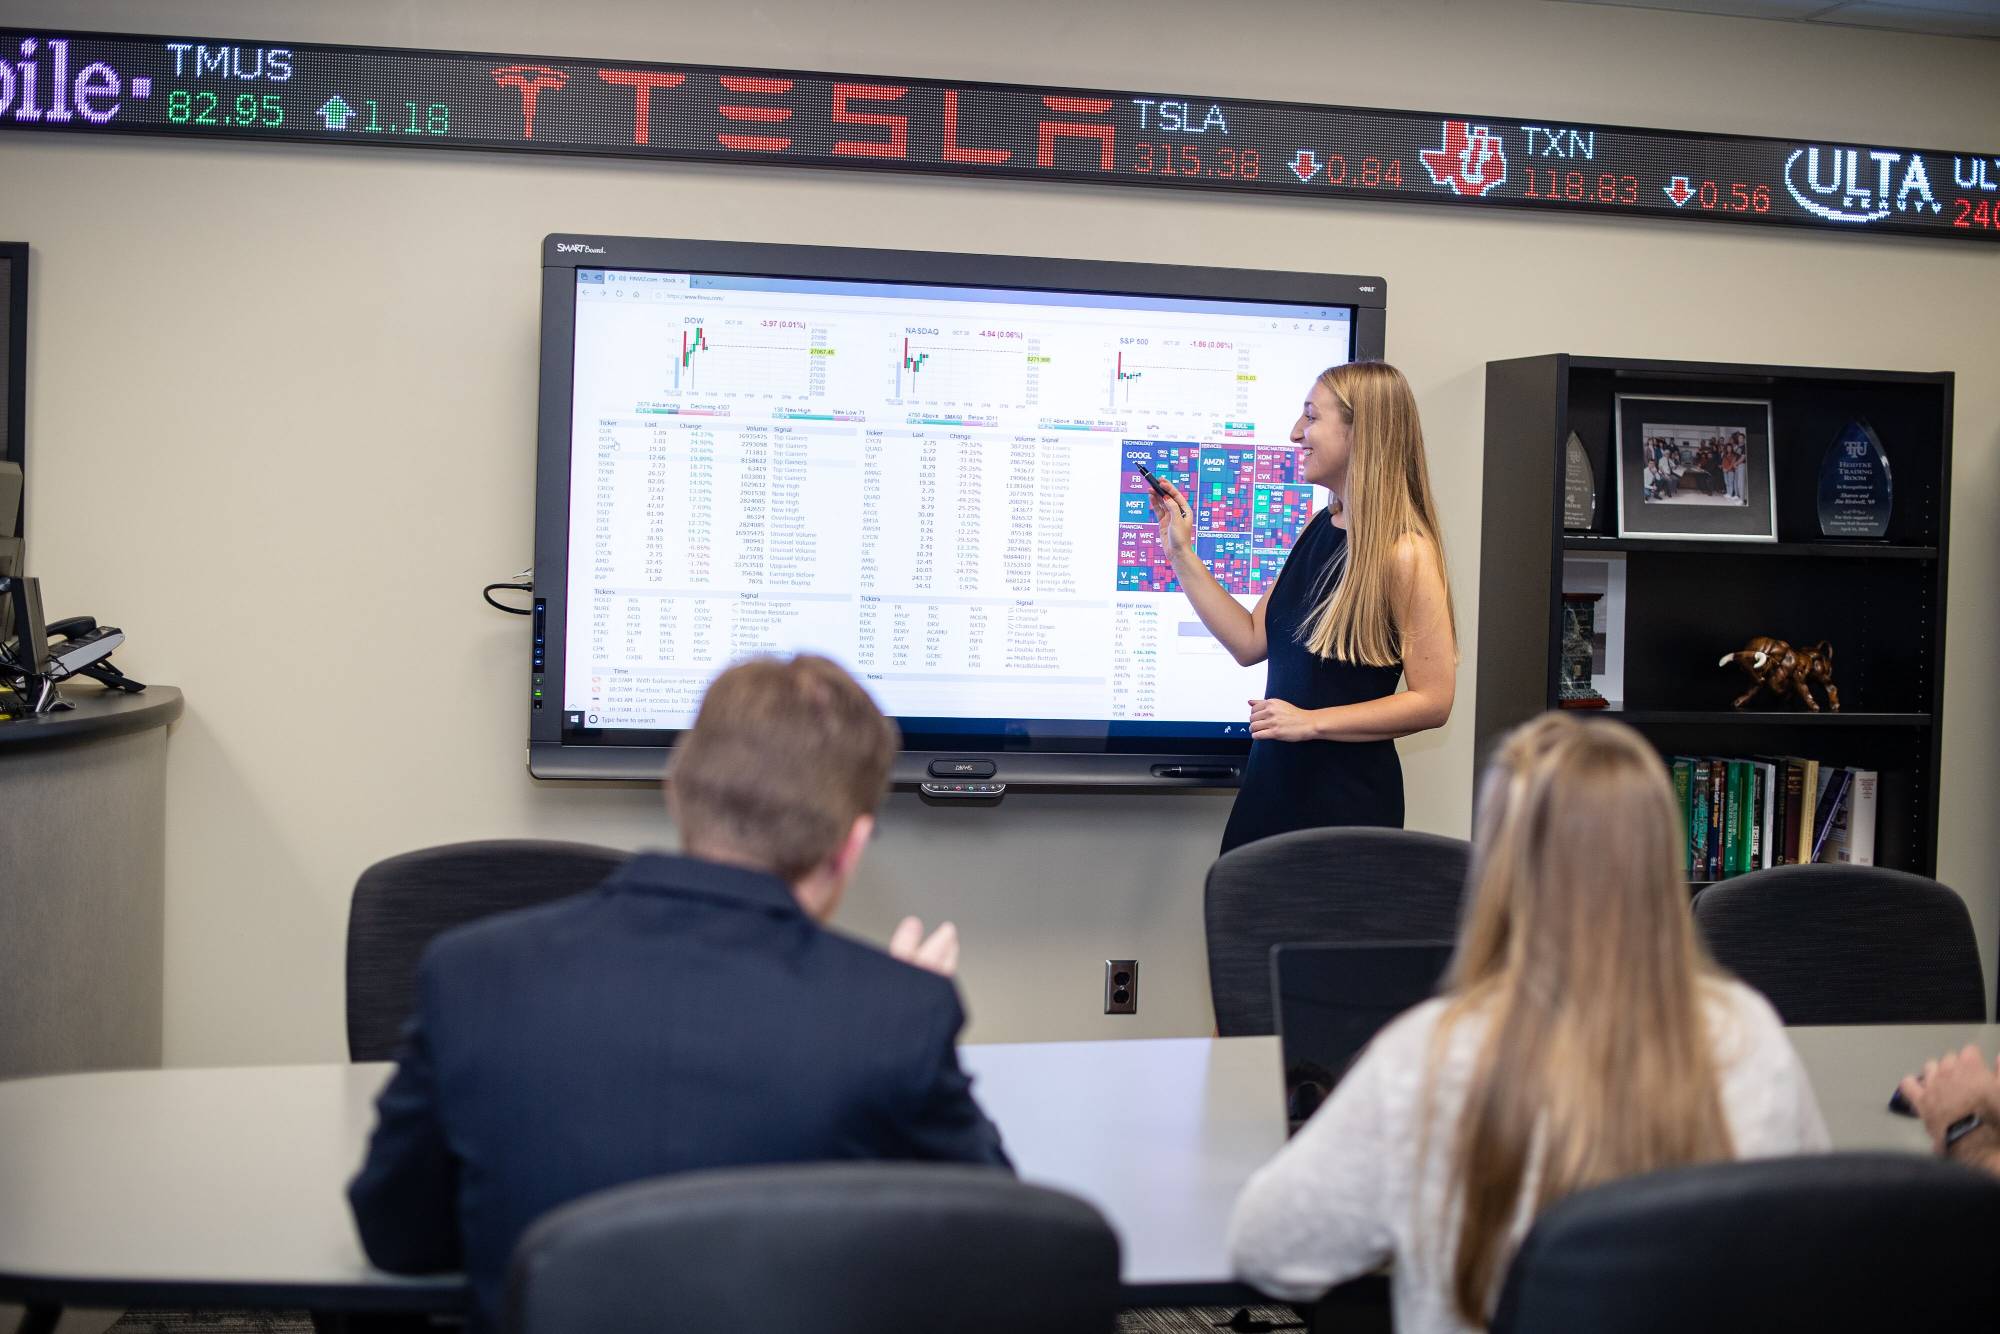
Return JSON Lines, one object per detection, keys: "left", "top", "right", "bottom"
{"left": 1219, "top": 509, "right": 1405, "bottom": 854}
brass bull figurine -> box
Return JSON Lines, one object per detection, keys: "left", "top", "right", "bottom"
{"left": 1718, "top": 636, "right": 1839, "bottom": 712}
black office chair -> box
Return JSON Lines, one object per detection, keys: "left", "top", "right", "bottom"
{"left": 1692, "top": 863, "right": 1986, "bottom": 1025}
{"left": 505, "top": 1163, "right": 1120, "bottom": 1334}
{"left": 345, "top": 838, "right": 630, "bottom": 1060}
{"left": 1204, "top": 827, "right": 1470, "bottom": 1036}
{"left": 1490, "top": 1153, "right": 2000, "bottom": 1333}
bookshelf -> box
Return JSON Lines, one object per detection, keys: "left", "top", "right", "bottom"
{"left": 1474, "top": 354, "right": 1951, "bottom": 878}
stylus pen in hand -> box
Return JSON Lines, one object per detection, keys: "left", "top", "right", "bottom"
{"left": 1136, "top": 462, "right": 1189, "bottom": 519}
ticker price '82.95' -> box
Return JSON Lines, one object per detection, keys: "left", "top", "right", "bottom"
{"left": 3, "top": 27, "right": 1999, "bottom": 244}
{"left": 166, "top": 89, "right": 281, "bottom": 127}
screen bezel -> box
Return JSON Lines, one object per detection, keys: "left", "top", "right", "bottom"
{"left": 2, "top": 242, "right": 26, "bottom": 542}
{"left": 530, "top": 234, "right": 1387, "bottom": 785}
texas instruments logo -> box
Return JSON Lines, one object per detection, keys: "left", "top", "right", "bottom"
{"left": 1420, "top": 121, "right": 1507, "bottom": 197}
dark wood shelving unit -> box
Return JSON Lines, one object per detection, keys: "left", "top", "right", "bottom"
{"left": 1475, "top": 354, "right": 1951, "bottom": 877}
{"left": 1561, "top": 537, "right": 1938, "bottom": 560}
{"left": 1603, "top": 709, "right": 1932, "bottom": 728}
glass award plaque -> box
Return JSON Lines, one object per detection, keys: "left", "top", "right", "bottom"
{"left": 1818, "top": 419, "right": 1892, "bottom": 539}
{"left": 1562, "top": 431, "right": 1598, "bottom": 530}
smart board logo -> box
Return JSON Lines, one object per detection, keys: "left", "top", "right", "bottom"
{"left": 1783, "top": 146, "right": 1940, "bottom": 224}
{"left": 1419, "top": 121, "right": 1507, "bottom": 197}
{"left": 556, "top": 243, "right": 606, "bottom": 254}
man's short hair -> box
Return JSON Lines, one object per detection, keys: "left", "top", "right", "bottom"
{"left": 668, "top": 655, "right": 899, "bottom": 882}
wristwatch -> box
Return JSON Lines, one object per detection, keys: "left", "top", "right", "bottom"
{"left": 1943, "top": 1111, "right": 1985, "bottom": 1158}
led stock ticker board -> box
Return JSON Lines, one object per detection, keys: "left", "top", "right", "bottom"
{"left": 6, "top": 28, "right": 2000, "bottom": 241}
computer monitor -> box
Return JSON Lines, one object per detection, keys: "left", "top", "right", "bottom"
{"left": 1272, "top": 940, "right": 1456, "bottom": 1131}
{"left": 0, "top": 461, "right": 20, "bottom": 578}
{"left": 0, "top": 572, "right": 48, "bottom": 676}
{"left": 1, "top": 243, "right": 24, "bottom": 545}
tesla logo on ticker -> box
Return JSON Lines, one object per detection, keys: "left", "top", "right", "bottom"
{"left": 491, "top": 65, "right": 566, "bottom": 139}
{"left": 1420, "top": 121, "right": 1507, "bottom": 197}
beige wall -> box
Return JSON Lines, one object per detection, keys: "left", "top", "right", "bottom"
{"left": 5, "top": 0, "right": 1996, "bottom": 1065}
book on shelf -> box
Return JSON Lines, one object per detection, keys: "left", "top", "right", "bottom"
{"left": 1818, "top": 767, "right": 1879, "bottom": 866}
{"left": 1724, "top": 761, "right": 1748, "bottom": 878}
{"left": 1705, "top": 758, "right": 1727, "bottom": 879}
{"left": 1776, "top": 759, "right": 1806, "bottom": 867}
{"left": 1670, "top": 754, "right": 1877, "bottom": 878}
{"left": 1748, "top": 755, "right": 1798, "bottom": 867}
{"left": 1707, "top": 758, "right": 1726, "bottom": 881}
{"left": 1675, "top": 757, "right": 1709, "bottom": 878}
{"left": 1672, "top": 758, "right": 1692, "bottom": 830}
{"left": 1753, "top": 760, "right": 1774, "bottom": 870}
{"left": 1810, "top": 767, "right": 1852, "bottom": 863}
{"left": 1795, "top": 758, "right": 1821, "bottom": 864}
{"left": 1712, "top": 756, "right": 1728, "bottom": 880}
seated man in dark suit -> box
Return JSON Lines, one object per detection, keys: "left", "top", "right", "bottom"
{"left": 348, "top": 655, "right": 1010, "bottom": 1329}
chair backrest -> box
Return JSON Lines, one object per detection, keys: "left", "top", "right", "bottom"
{"left": 1490, "top": 1153, "right": 2000, "bottom": 1334}
{"left": 1204, "top": 827, "right": 1470, "bottom": 1036}
{"left": 505, "top": 1163, "right": 1120, "bottom": 1334}
{"left": 1692, "top": 863, "right": 1986, "bottom": 1025}
{"left": 346, "top": 838, "right": 630, "bottom": 1060}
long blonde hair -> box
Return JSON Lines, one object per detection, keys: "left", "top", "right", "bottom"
{"left": 1302, "top": 361, "right": 1455, "bottom": 666}
{"left": 1440, "top": 715, "right": 1732, "bottom": 1325}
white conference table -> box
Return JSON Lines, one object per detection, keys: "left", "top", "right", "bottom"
{"left": 0, "top": 1025, "right": 1989, "bottom": 1330}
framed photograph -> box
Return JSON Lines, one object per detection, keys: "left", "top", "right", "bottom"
{"left": 1615, "top": 395, "right": 1777, "bottom": 541}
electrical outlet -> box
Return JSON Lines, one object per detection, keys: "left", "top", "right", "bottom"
{"left": 1104, "top": 959, "right": 1138, "bottom": 1014}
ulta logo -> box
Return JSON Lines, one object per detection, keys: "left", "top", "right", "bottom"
{"left": 0, "top": 37, "right": 132, "bottom": 124}
{"left": 1784, "top": 146, "right": 1940, "bottom": 224}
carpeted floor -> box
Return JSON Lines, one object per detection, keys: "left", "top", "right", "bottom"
{"left": 103, "top": 1306, "right": 1304, "bottom": 1333}
{"left": 1122, "top": 1307, "right": 1307, "bottom": 1333}
{"left": 104, "top": 1315, "right": 313, "bottom": 1333}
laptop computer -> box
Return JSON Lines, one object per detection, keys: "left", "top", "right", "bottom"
{"left": 1271, "top": 940, "right": 1457, "bottom": 1132}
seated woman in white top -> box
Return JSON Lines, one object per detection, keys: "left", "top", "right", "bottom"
{"left": 1227, "top": 713, "right": 1829, "bottom": 1334}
